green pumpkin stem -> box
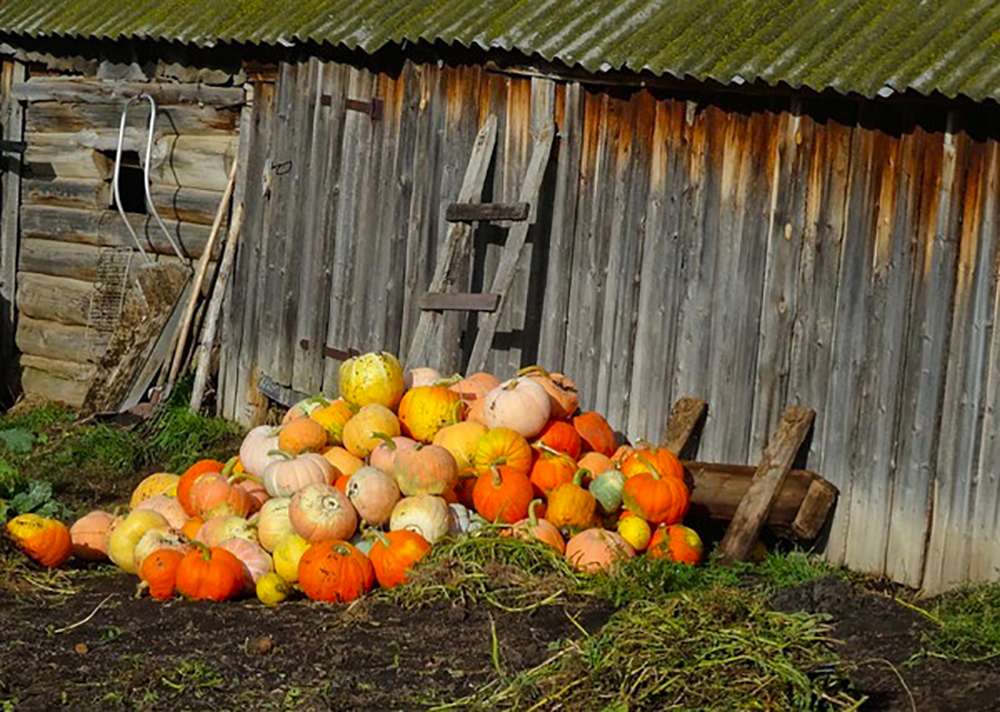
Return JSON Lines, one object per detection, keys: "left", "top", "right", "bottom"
{"left": 221, "top": 456, "right": 239, "bottom": 478}
{"left": 528, "top": 499, "right": 543, "bottom": 527}
{"left": 362, "top": 525, "right": 390, "bottom": 548}
{"left": 572, "top": 468, "right": 591, "bottom": 487}
{"left": 490, "top": 465, "right": 504, "bottom": 489}
{"left": 371, "top": 432, "right": 395, "bottom": 449}
{"left": 267, "top": 449, "right": 294, "bottom": 461}
{"left": 432, "top": 373, "right": 463, "bottom": 387}
{"left": 516, "top": 365, "right": 550, "bottom": 379}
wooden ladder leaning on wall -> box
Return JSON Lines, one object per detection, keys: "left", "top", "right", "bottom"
{"left": 404, "top": 114, "right": 555, "bottom": 372}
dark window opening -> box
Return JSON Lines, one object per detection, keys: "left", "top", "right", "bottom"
{"left": 104, "top": 150, "right": 147, "bottom": 214}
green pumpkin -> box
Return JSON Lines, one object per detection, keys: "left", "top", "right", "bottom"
{"left": 589, "top": 469, "right": 625, "bottom": 514}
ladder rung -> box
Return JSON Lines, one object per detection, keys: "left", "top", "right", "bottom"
{"left": 445, "top": 202, "right": 530, "bottom": 223}
{"left": 419, "top": 292, "right": 500, "bottom": 312}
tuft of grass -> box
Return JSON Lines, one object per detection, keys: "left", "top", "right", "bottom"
{"left": 922, "top": 583, "right": 1000, "bottom": 662}
{"left": 752, "top": 550, "right": 844, "bottom": 591}
{"left": 141, "top": 404, "right": 240, "bottom": 473}
{"left": 0, "top": 403, "right": 75, "bottom": 432}
{"left": 160, "top": 659, "right": 224, "bottom": 698}
{"left": 446, "top": 587, "right": 861, "bottom": 711}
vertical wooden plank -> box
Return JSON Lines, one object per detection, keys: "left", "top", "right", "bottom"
{"left": 537, "top": 82, "right": 583, "bottom": 372}
{"left": 843, "top": 114, "right": 918, "bottom": 576}
{"left": 924, "top": 132, "right": 994, "bottom": 592}
{"left": 1, "top": 60, "right": 26, "bottom": 397}
{"left": 292, "top": 60, "right": 347, "bottom": 394}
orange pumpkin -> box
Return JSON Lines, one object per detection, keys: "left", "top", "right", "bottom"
{"left": 182, "top": 516, "right": 203, "bottom": 542}
{"left": 177, "top": 459, "right": 225, "bottom": 516}
{"left": 611, "top": 444, "right": 634, "bottom": 466}
{"left": 278, "top": 417, "right": 329, "bottom": 454}
{"left": 397, "top": 386, "right": 465, "bottom": 442}
{"left": 620, "top": 447, "right": 684, "bottom": 481}
{"left": 622, "top": 471, "right": 689, "bottom": 526}
{"left": 140, "top": 548, "right": 185, "bottom": 600}
{"left": 518, "top": 366, "right": 579, "bottom": 420}
{"left": 5, "top": 514, "right": 72, "bottom": 568}
{"left": 309, "top": 398, "right": 358, "bottom": 445}
{"left": 647, "top": 524, "right": 704, "bottom": 565}
{"left": 433, "top": 421, "right": 487, "bottom": 476}
{"left": 334, "top": 473, "right": 351, "bottom": 494}
{"left": 546, "top": 470, "right": 597, "bottom": 531}
{"left": 450, "top": 372, "right": 501, "bottom": 424}
{"left": 393, "top": 444, "right": 459, "bottom": 496}
{"left": 473, "top": 428, "right": 534, "bottom": 479}
{"left": 298, "top": 540, "right": 374, "bottom": 602}
{"left": 189, "top": 472, "right": 253, "bottom": 518}
{"left": 573, "top": 412, "right": 616, "bottom": 457}
{"left": 175, "top": 545, "right": 249, "bottom": 601}
{"left": 564, "top": 528, "right": 635, "bottom": 572}
{"left": 578, "top": 452, "right": 614, "bottom": 475}
{"left": 529, "top": 447, "right": 577, "bottom": 498}
{"left": 322, "top": 446, "right": 364, "bottom": 476}
{"left": 535, "top": 420, "right": 582, "bottom": 459}
{"left": 473, "top": 467, "right": 533, "bottom": 524}
{"left": 69, "top": 510, "right": 119, "bottom": 561}
{"left": 509, "top": 500, "right": 564, "bottom": 554}
{"left": 368, "top": 530, "right": 431, "bottom": 588}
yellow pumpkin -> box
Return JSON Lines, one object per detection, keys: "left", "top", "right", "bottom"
{"left": 433, "top": 421, "right": 487, "bottom": 475}
{"left": 310, "top": 398, "right": 358, "bottom": 445}
{"left": 129, "top": 472, "right": 180, "bottom": 509}
{"left": 6, "top": 514, "right": 72, "bottom": 567}
{"left": 273, "top": 533, "right": 311, "bottom": 583}
{"left": 342, "top": 404, "right": 401, "bottom": 458}
{"left": 108, "top": 510, "right": 170, "bottom": 574}
{"left": 397, "top": 386, "right": 464, "bottom": 443}
{"left": 617, "top": 514, "right": 652, "bottom": 551}
{"left": 339, "top": 351, "right": 405, "bottom": 409}
{"left": 322, "top": 446, "right": 364, "bottom": 477}
{"left": 256, "top": 571, "right": 292, "bottom": 606}
{"left": 546, "top": 470, "right": 597, "bottom": 531}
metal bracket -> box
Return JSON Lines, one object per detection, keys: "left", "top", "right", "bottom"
{"left": 321, "top": 94, "right": 383, "bottom": 121}
{"left": 298, "top": 339, "right": 362, "bottom": 361}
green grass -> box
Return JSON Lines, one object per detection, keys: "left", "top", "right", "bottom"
{"left": 442, "top": 587, "right": 861, "bottom": 711}
{"left": 921, "top": 583, "right": 1000, "bottom": 662}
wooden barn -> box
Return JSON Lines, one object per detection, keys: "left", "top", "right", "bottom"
{"left": 0, "top": 1, "right": 998, "bottom": 593}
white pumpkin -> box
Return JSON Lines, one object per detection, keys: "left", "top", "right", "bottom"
{"left": 261, "top": 452, "right": 333, "bottom": 498}
{"left": 389, "top": 495, "right": 451, "bottom": 544}
{"left": 239, "top": 425, "right": 283, "bottom": 477}
{"left": 483, "top": 377, "right": 551, "bottom": 438}
{"left": 346, "top": 466, "right": 400, "bottom": 527}
{"left": 448, "top": 503, "right": 486, "bottom": 536}
{"left": 255, "top": 498, "right": 294, "bottom": 552}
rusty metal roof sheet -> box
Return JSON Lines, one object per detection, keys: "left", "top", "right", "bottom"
{"left": 0, "top": 0, "right": 997, "bottom": 102}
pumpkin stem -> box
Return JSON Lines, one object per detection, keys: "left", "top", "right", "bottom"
{"left": 193, "top": 541, "right": 211, "bottom": 560}
{"left": 572, "top": 468, "right": 591, "bottom": 487}
{"left": 517, "top": 365, "right": 550, "bottom": 379}
{"left": 371, "top": 432, "right": 396, "bottom": 449}
{"left": 433, "top": 373, "right": 463, "bottom": 387}
{"left": 490, "top": 466, "right": 504, "bottom": 489}
{"left": 221, "top": 456, "right": 239, "bottom": 478}
{"left": 449, "top": 398, "right": 467, "bottom": 423}
{"left": 363, "top": 525, "right": 390, "bottom": 548}
{"left": 636, "top": 454, "right": 661, "bottom": 480}
{"left": 528, "top": 499, "right": 543, "bottom": 527}
{"left": 267, "top": 449, "right": 294, "bottom": 461}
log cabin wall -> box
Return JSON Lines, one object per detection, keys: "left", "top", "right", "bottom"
{"left": 4, "top": 42, "right": 243, "bottom": 406}
{"left": 218, "top": 54, "right": 1000, "bottom": 594}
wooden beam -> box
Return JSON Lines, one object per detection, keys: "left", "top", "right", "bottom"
{"left": 26, "top": 101, "right": 239, "bottom": 135}
{"left": 661, "top": 396, "right": 708, "bottom": 456}
{"left": 16, "top": 271, "right": 94, "bottom": 326}
{"left": 149, "top": 135, "right": 238, "bottom": 192}
{"left": 718, "top": 405, "right": 816, "bottom": 561}
{"left": 419, "top": 292, "right": 500, "bottom": 312}
{"left": 15, "top": 315, "right": 108, "bottom": 364}
{"left": 686, "top": 461, "right": 834, "bottom": 535}
{"left": 445, "top": 202, "right": 530, "bottom": 223}
{"left": 22, "top": 177, "right": 110, "bottom": 210}
{"left": 12, "top": 78, "right": 245, "bottom": 106}
{"left": 1, "top": 59, "right": 26, "bottom": 395}
{"left": 791, "top": 479, "right": 840, "bottom": 540}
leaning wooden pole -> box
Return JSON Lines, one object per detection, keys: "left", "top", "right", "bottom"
{"left": 165, "top": 160, "right": 238, "bottom": 393}
{"left": 190, "top": 203, "right": 245, "bottom": 412}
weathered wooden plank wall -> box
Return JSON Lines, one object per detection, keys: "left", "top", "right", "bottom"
{"left": 9, "top": 59, "right": 242, "bottom": 406}
{"left": 219, "top": 56, "right": 1000, "bottom": 593}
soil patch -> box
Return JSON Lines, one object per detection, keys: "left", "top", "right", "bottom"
{"left": 772, "top": 577, "right": 1000, "bottom": 711}
{"left": 0, "top": 570, "right": 611, "bottom": 711}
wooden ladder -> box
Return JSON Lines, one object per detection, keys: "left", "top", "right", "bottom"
{"left": 405, "top": 115, "right": 554, "bottom": 372}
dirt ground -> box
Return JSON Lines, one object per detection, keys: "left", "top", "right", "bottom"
{"left": 773, "top": 577, "right": 1000, "bottom": 712}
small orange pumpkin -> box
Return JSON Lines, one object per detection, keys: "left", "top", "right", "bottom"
{"left": 322, "top": 446, "right": 364, "bottom": 477}
{"left": 578, "top": 452, "right": 614, "bottom": 475}
{"left": 473, "top": 428, "right": 534, "bottom": 479}
{"left": 189, "top": 470, "right": 253, "bottom": 518}
{"left": 546, "top": 470, "right": 597, "bottom": 531}
{"left": 5, "top": 514, "right": 72, "bottom": 568}
{"left": 473, "top": 467, "right": 533, "bottom": 524}
{"left": 535, "top": 420, "right": 582, "bottom": 459}
{"left": 393, "top": 444, "right": 459, "bottom": 496}
{"left": 509, "top": 499, "right": 565, "bottom": 554}
{"left": 620, "top": 447, "right": 684, "bottom": 481}
{"left": 182, "top": 516, "right": 203, "bottom": 542}
{"left": 309, "top": 398, "right": 358, "bottom": 445}
{"left": 518, "top": 366, "right": 579, "bottom": 420}
{"left": 278, "top": 417, "right": 329, "bottom": 454}
{"left": 140, "top": 548, "right": 185, "bottom": 600}
{"left": 565, "top": 528, "right": 635, "bottom": 572}
{"left": 368, "top": 530, "right": 431, "bottom": 588}
{"left": 622, "top": 471, "right": 689, "bottom": 526}
{"left": 177, "top": 459, "right": 225, "bottom": 516}
{"left": 433, "top": 421, "right": 488, "bottom": 476}
{"left": 529, "top": 446, "right": 577, "bottom": 498}
{"left": 647, "top": 524, "right": 704, "bottom": 565}
{"left": 298, "top": 540, "right": 374, "bottom": 603}
{"left": 175, "top": 544, "right": 249, "bottom": 601}
{"left": 573, "top": 412, "right": 616, "bottom": 457}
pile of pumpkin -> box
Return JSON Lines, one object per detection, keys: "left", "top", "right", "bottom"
{"left": 5, "top": 352, "right": 703, "bottom": 605}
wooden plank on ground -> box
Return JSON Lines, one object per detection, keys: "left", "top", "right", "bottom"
{"left": 791, "top": 479, "right": 840, "bottom": 540}
{"left": 466, "top": 122, "right": 554, "bottom": 372}
{"left": 661, "top": 396, "right": 708, "bottom": 457}
{"left": 718, "top": 405, "right": 816, "bottom": 562}
{"left": 404, "top": 114, "right": 497, "bottom": 367}
{"left": 445, "top": 202, "right": 529, "bottom": 222}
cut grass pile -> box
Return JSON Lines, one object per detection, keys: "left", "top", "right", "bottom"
{"left": 918, "top": 583, "right": 1000, "bottom": 662}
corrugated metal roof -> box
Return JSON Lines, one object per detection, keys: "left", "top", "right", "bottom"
{"left": 0, "top": 0, "right": 997, "bottom": 102}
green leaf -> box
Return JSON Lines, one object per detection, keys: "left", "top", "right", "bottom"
{"left": 0, "top": 460, "right": 25, "bottom": 499}
{"left": 10, "top": 479, "right": 53, "bottom": 514}
{"left": 0, "top": 428, "right": 35, "bottom": 454}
